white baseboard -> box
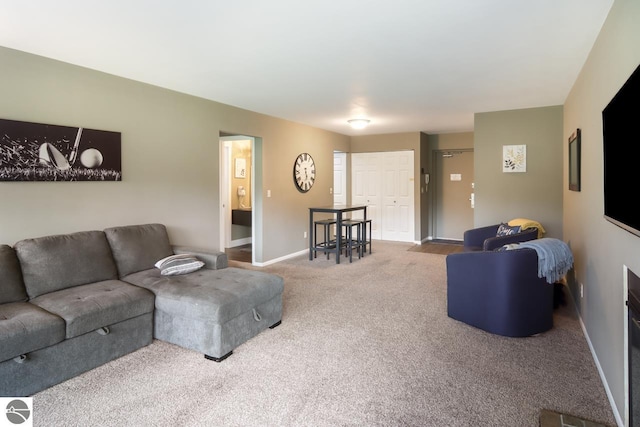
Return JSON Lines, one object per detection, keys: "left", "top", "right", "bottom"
{"left": 254, "top": 248, "right": 308, "bottom": 267}
{"left": 568, "top": 288, "right": 624, "bottom": 427}
{"left": 229, "top": 237, "right": 252, "bottom": 248}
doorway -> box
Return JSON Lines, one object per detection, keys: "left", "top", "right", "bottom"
{"left": 220, "top": 135, "right": 255, "bottom": 263}
{"left": 433, "top": 150, "right": 474, "bottom": 240}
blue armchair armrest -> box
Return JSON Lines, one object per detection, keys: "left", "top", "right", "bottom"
{"left": 481, "top": 227, "right": 538, "bottom": 251}
{"left": 463, "top": 224, "right": 499, "bottom": 251}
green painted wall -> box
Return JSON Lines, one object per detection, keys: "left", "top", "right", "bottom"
{"left": 474, "top": 106, "right": 564, "bottom": 238}
{"left": 0, "top": 46, "right": 350, "bottom": 263}
{"left": 564, "top": 0, "right": 640, "bottom": 423}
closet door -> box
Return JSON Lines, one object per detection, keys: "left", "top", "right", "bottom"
{"left": 352, "top": 151, "right": 414, "bottom": 242}
{"left": 381, "top": 151, "right": 414, "bottom": 242}
{"left": 333, "top": 152, "right": 347, "bottom": 205}
{"left": 352, "top": 153, "right": 381, "bottom": 239}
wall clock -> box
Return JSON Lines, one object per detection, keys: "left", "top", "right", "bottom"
{"left": 293, "top": 152, "right": 316, "bottom": 193}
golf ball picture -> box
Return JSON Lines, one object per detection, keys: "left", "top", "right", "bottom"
{"left": 80, "top": 148, "right": 104, "bottom": 168}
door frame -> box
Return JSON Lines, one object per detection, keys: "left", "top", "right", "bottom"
{"left": 431, "top": 148, "right": 474, "bottom": 240}
{"left": 219, "top": 135, "right": 256, "bottom": 261}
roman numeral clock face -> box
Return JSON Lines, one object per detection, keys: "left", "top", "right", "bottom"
{"left": 293, "top": 152, "right": 316, "bottom": 193}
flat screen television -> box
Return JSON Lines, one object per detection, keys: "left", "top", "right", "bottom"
{"left": 602, "top": 62, "right": 640, "bottom": 237}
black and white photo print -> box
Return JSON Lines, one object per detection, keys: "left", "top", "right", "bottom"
{"left": 0, "top": 118, "right": 122, "bottom": 181}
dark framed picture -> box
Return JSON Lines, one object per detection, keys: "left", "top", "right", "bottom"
{"left": 568, "top": 128, "right": 581, "bottom": 191}
{"left": 0, "top": 118, "right": 121, "bottom": 182}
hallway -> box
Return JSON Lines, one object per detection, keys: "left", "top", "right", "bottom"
{"left": 225, "top": 244, "right": 252, "bottom": 263}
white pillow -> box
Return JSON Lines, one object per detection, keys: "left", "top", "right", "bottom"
{"left": 154, "top": 253, "right": 195, "bottom": 269}
{"left": 155, "top": 254, "right": 204, "bottom": 276}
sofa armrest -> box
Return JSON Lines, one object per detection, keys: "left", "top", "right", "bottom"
{"left": 463, "top": 224, "right": 499, "bottom": 251}
{"left": 172, "top": 246, "right": 228, "bottom": 270}
{"left": 482, "top": 227, "right": 538, "bottom": 251}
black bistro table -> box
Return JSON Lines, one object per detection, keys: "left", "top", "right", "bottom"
{"left": 308, "top": 204, "right": 367, "bottom": 264}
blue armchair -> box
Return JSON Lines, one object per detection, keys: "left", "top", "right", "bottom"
{"left": 463, "top": 223, "right": 538, "bottom": 252}
{"left": 446, "top": 248, "right": 554, "bottom": 337}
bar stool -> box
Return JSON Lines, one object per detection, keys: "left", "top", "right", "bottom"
{"left": 361, "top": 219, "right": 372, "bottom": 255}
{"left": 340, "top": 219, "right": 364, "bottom": 262}
{"left": 314, "top": 219, "right": 336, "bottom": 259}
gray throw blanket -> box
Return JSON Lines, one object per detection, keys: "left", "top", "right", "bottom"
{"left": 518, "top": 238, "right": 574, "bottom": 284}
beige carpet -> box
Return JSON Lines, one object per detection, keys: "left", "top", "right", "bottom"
{"left": 32, "top": 241, "right": 617, "bottom": 426}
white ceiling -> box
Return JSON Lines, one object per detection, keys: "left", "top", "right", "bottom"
{"left": 0, "top": 1, "right": 613, "bottom": 136}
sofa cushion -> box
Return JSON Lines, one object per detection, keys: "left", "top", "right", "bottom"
{"left": 0, "top": 302, "right": 66, "bottom": 362}
{"left": 0, "top": 245, "right": 27, "bottom": 304}
{"left": 14, "top": 231, "right": 119, "bottom": 299}
{"left": 122, "top": 267, "right": 284, "bottom": 324}
{"left": 29, "top": 280, "right": 155, "bottom": 339}
{"left": 104, "top": 224, "right": 174, "bottom": 277}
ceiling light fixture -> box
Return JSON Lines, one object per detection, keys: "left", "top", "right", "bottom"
{"left": 348, "top": 119, "right": 370, "bottom": 130}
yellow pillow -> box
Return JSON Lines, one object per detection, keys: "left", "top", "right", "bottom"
{"left": 508, "top": 218, "right": 545, "bottom": 238}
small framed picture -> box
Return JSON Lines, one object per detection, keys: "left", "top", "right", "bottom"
{"left": 568, "top": 129, "right": 581, "bottom": 191}
{"left": 503, "top": 145, "right": 526, "bottom": 173}
{"left": 235, "top": 158, "right": 246, "bottom": 178}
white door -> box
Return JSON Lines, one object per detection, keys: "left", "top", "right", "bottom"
{"left": 333, "top": 152, "right": 347, "bottom": 205}
{"left": 352, "top": 151, "right": 414, "bottom": 242}
{"left": 352, "top": 153, "right": 381, "bottom": 239}
{"left": 382, "top": 151, "right": 414, "bottom": 242}
{"left": 219, "top": 141, "right": 232, "bottom": 250}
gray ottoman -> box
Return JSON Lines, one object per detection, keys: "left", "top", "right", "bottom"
{"left": 104, "top": 224, "right": 283, "bottom": 361}
{"left": 123, "top": 266, "right": 283, "bottom": 361}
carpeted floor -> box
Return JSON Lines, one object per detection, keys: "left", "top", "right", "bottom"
{"left": 32, "top": 241, "right": 617, "bottom": 427}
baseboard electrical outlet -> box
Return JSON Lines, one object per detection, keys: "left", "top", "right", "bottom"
{"left": 580, "top": 283, "right": 584, "bottom": 298}
{"left": 303, "top": 231, "right": 307, "bottom": 238}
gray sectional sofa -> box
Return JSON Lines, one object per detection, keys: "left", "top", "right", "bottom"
{"left": 0, "top": 224, "right": 284, "bottom": 397}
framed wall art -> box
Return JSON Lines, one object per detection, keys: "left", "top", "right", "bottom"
{"left": 0, "top": 118, "right": 121, "bottom": 182}
{"left": 235, "top": 158, "right": 246, "bottom": 178}
{"left": 503, "top": 144, "right": 526, "bottom": 173}
{"left": 569, "top": 128, "right": 581, "bottom": 191}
